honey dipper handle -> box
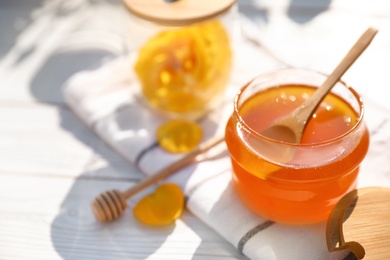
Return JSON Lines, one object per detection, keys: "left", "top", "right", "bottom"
{"left": 121, "top": 136, "right": 225, "bottom": 199}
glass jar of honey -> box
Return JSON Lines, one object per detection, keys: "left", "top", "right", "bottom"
{"left": 123, "top": 0, "right": 238, "bottom": 120}
{"left": 225, "top": 68, "right": 369, "bottom": 224}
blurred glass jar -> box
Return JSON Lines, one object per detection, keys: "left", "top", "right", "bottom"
{"left": 122, "top": 0, "right": 238, "bottom": 120}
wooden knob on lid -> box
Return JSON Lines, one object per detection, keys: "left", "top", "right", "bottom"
{"left": 123, "top": 0, "right": 236, "bottom": 26}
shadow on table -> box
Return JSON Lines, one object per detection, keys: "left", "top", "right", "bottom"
{"left": 13, "top": 1, "right": 240, "bottom": 259}
{"left": 0, "top": 0, "right": 122, "bottom": 63}
{"left": 240, "top": 0, "right": 331, "bottom": 24}
{"left": 45, "top": 103, "right": 239, "bottom": 259}
{"left": 0, "top": 0, "right": 45, "bottom": 59}
{"left": 17, "top": 0, "right": 329, "bottom": 258}
{"left": 287, "top": 0, "right": 332, "bottom": 24}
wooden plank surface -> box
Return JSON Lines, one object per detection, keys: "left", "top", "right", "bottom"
{"left": 0, "top": 103, "right": 134, "bottom": 179}
{"left": 1, "top": 0, "right": 390, "bottom": 259}
{"left": 0, "top": 1, "right": 248, "bottom": 259}
{"left": 0, "top": 175, "right": 245, "bottom": 260}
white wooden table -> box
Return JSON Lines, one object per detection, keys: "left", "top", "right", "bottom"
{"left": 1, "top": 0, "right": 390, "bottom": 259}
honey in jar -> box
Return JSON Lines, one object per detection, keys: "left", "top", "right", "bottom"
{"left": 123, "top": 0, "right": 237, "bottom": 119}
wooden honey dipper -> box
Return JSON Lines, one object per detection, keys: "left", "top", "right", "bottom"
{"left": 91, "top": 136, "right": 225, "bottom": 222}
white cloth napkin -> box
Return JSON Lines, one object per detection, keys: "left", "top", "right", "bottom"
{"left": 62, "top": 18, "right": 390, "bottom": 260}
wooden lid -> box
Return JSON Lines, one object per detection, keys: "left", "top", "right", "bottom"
{"left": 326, "top": 187, "right": 390, "bottom": 259}
{"left": 123, "top": 0, "right": 236, "bottom": 26}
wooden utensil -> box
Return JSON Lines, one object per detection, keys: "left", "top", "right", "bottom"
{"left": 327, "top": 187, "right": 390, "bottom": 259}
{"left": 261, "top": 27, "right": 377, "bottom": 144}
{"left": 91, "top": 136, "right": 224, "bottom": 222}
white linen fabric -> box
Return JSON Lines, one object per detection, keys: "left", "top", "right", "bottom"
{"left": 62, "top": 17, "right": 390, "bottom": 260}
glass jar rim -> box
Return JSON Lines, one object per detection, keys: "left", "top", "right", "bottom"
{"left": 233, "top": 68, "right": 366, "bottom": 148}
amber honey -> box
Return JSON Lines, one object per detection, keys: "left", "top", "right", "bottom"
{"left": 225, "top": 70, "right": 369, "bottom": 224}
{"left": 123, "top": 0, "right": 237, "bottom": 119}
{"left": 135, "top": 20, "right": 232, "bottom": 115}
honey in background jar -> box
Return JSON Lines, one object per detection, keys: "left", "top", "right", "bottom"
{"left": 123, "top": 0, "right": 237, "bottom": 119}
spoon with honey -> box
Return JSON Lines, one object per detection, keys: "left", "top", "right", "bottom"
{"left": 261, "top": 27, "right": 377, "bottom": 144}
{"left": 91, "top": 27, "right": 377, "bottom": 222}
